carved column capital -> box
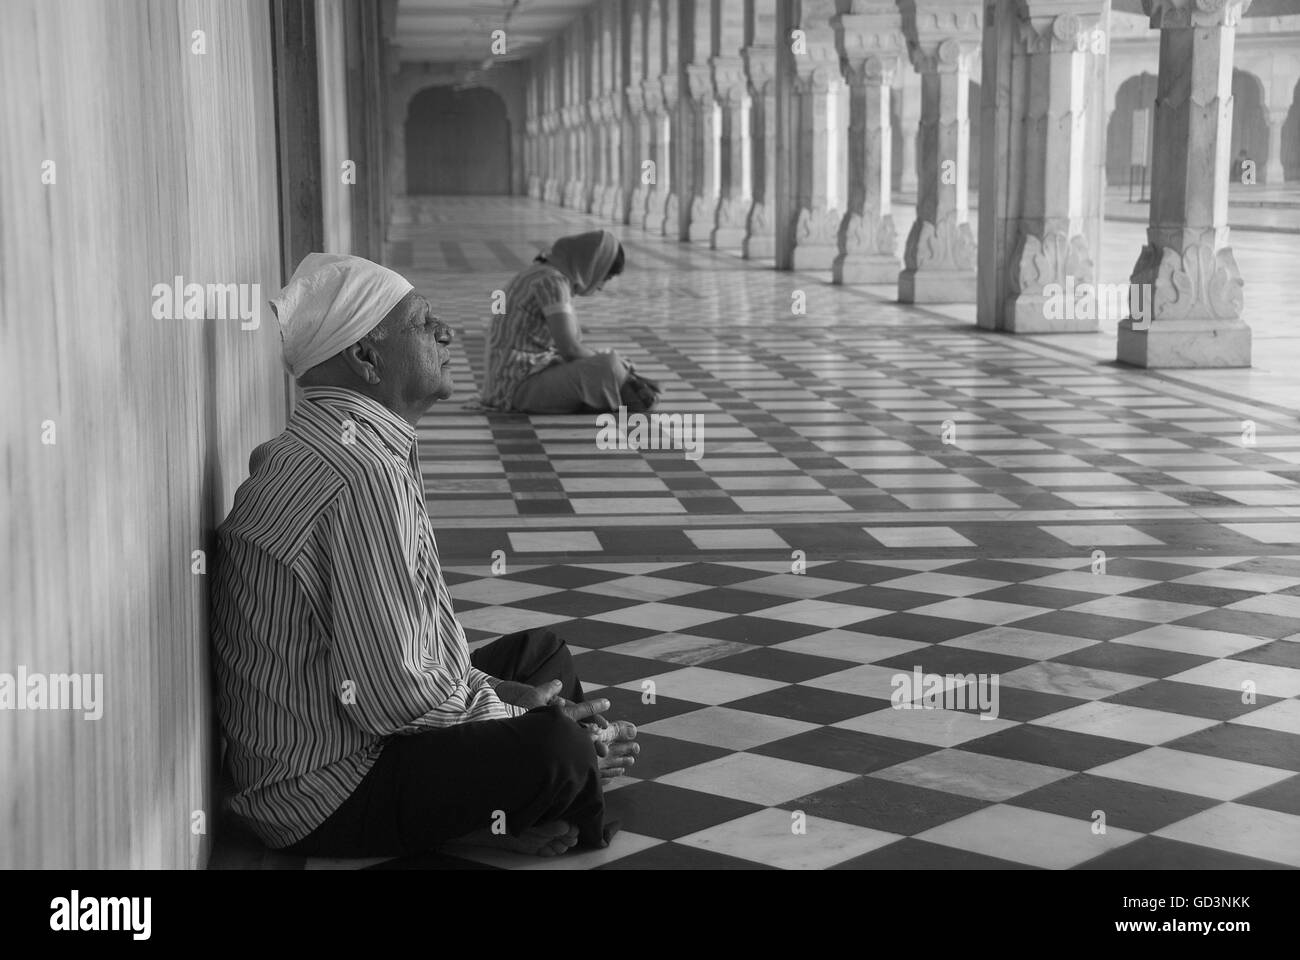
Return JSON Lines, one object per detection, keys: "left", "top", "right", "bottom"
{"left": 834, "top": 7, "right": 908, "bottom": 70}
{"left": 1021, "top": 9, "right": 1106, "bottom": 54}
{"left": 845, "top": 52, "right": 904, "bottom": 87}
{"left": 910, "top": 36, "right": 981, "bottom": 74}
{"left": 659, "top": 74, "right": 679, "bottom": 109}
{"left": 641, "top": 78, "right": 664, "bottom": 113}
{"left": 900, "top": 0, "right": 982, "bottom": 72}
{"left": 710, "top": 58, "right": 748, "bottom": 105}
{"left": 1141, "top": 0, "right": 1252, "bottom": 28}
{"left": 685, "top": 64, "right": 714, "bottom": 103}
{"left": 742, "top": 47, "right": 776, "bottom": 95}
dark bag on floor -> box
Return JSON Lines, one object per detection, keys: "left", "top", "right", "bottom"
{"left": 620, "top": 371, "right": 662, "bottom": 413}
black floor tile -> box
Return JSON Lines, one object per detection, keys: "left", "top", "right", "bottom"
{"left": 1165, "top": 724, "right": 1300, "bottom": 773}
{"left": 960, "top": 725, "right": 1146, "bottom": 771}
{"left": 784, "top": 777, "right": 989, "bottom": 835}
{"left": 750, "top": 728, "right": 939, "bottom": 775}
{"left": 1052, "top": 641, "right": 1211, "bottom": 678}
{"left": 1076, "top": 835, "right": 1284, "bottom": 870}
{"left": 831, "top": 837, "right": 1035, "bottom": 870}
{"left": 1008, "top": 773, "right": 1220, "bottom": 833}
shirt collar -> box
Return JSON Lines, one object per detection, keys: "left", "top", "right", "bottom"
{"left": 297, "top": 387, "right": 417, "bottom": 461}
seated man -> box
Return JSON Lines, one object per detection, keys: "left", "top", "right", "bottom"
{"left": 212, "top": 252, "right": 638, "bottom": 859}
{"left": 479, "top": 229, "right": 649, "bottom": 415}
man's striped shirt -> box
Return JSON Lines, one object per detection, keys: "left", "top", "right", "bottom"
{"left": 212, "top": 386, "right": 525, "bottom": 848}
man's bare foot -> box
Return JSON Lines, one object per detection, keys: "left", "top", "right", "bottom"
{"left": 448, "top": 820, "right": 579, "bottom": 857}
{"left": 593, "top": 719, "right": 639, "bottom": 782}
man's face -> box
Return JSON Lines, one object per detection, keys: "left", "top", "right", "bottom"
{"left": 379, "top": 293, "right": 454, "bottom": 406}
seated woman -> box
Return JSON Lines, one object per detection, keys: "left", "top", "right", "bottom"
{"left": 480, "top": 229, "right": 646, "bottom": 414}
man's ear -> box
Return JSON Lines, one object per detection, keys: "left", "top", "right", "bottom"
{"left": 340, "top": 337, "right": 384, "bottom": 385}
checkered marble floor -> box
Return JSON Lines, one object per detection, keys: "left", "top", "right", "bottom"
{"left": 214, "top": 196, "right": 1300, "bottom": 870}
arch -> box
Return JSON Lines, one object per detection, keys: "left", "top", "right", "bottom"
{"left": 890, "top": 87, "right": 902, "bottom": 191}
{"left": 1107, "top": 72, "right": 1157, "bottom": 185}
{"left": 1284, "top": 76, "right": 1300, "bottom": 181}
{"left": 1230, "top": 67, "right": 1269, "bottom": 174}
{"left": 404, "top": 86, "right": 512, "bottom": 195}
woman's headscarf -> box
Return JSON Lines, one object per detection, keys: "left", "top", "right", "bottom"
{"left": 538, "top": 230, "right": 621, "bottom": 296}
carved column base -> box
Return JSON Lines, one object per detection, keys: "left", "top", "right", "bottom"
{"left": 711, "top": 196, "right": 749, "bottom": 251}
{"left": 744, "top": 201, "right": 775, "bottom": 259}
{"left": 643, "top": 187, "right": 666, "bottom": 232}
{"left": 608, "top": 187, "right": 626, "bottom": 223}
{"left": 1006, "top": 295, "right": 1100, "bottom": 333}
{"left": 663, "top": 193, "right": 679, "bottom": 237}
{"left": 629, "top": 185, "right": 649, "bottom": 226}
{"left": 688, "top": 195, "right": 716, "bottom": 244}
{"left": 584, "top": 183, "right": 601, "bottom": 214}
{"left": 1118, "top": 318, "right": 1252, "bottom": 369}
{"left": 543, "top": 180, "right": 559, "bottom": 204}
{"left": 898, "top": 268, "right": 977, "bottom": 303}
{"left": 792, "top": 207, "right": 842, "bottom": 272}
{"left": 835, "top": 254, "right": 900, "bottom": 285}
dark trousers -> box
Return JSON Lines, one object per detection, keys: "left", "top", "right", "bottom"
{"left": 282, "top": 629, "right": 612, "bottom": 858}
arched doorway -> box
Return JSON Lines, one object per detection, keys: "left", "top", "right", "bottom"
{"left": 1285, "top": 77, "right": 1300, "bottom": 182}
{"left": 1107, "top": 73, "right": 1157, "bottom": 186}
{"left": 1230, "top": 68, "right": 1269, "bottom": 176}
{"left": 405, "top": 86, "right": 511, "bottom": 195}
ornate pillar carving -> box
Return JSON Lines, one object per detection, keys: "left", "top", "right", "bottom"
{"left": 1264, "top": 108, "right": 1287, "bottom": 186}
{"left": 685, "top": 63, "right": 720, "bottom": 243}
{"left": 1004, "top": 2, "right": 1108, "bottom": 332}
{"left": 898, "top": 1, "right": 981, "bottom": 302}
{"left": 1117, "top": 0, "right": 1251, "bottom": 367}
{"left": 790, "top": 0, "right": 848, "bottom": 273}
{"left": 712, "top": 59, "right": 751, "bottom": 249}
{"left": 833, "top": 4, "right": 907, "bottom": 284}
{"left": 742, "top": 47, "right": 777, "bottom": 259}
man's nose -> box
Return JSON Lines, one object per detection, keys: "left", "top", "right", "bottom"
{"left": 434, "top": 322, "right": 453, "bottom": 343}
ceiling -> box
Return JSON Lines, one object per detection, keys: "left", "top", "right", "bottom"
{"left": 392, "top": 0, "right": 1300, "bottom": 65}
{"left": 394, "top": 0, "right": 600, "bottom": 64}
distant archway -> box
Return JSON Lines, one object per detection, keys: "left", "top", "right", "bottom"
{"left": 1285, "top": 77, "right": 1300, "bottom": 181}
{"left": 1230, "top": 68, "right": 1269, "bottom": 175}
{"left": 405, "top": 86, "right": 511, "bottom": 195}
{"left": 1107, "top": 72, "right": 1157, "bottom": 186}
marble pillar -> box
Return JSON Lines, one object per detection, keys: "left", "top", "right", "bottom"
{"left": 899, "top": 70, "right": 921, "bottom": 194}
{"left": 526, "top": 117, "right": 540, "bottom": 198}
{"left": 585, "top": 99, "right": 602, "bottom": 213}
{"left": 606, "top": 94, "right": 626, "bottom": 222}
{"left": 627, "top": 84, "right": 650, "bottom": 226}
{"left": 543, "top": 113, "right": 560, "bottom": 204}
{"left": 1117, "top": 0, "right": 1251, "bottom": 368}
{"left": 641, "top": 80, "right": 666, "bottom": 231}
{"left": 791, "top": 2, "right": 848, "bottom": 274}
{"left": 1004, "top": 2, "right": 1107, "bottom": 333}
{"left": 712, "top": 59, "right": 751, "bottom": 250}
{"left": 833, "top": 5, "right": 906, "bottom": 285}
{"left": 656, "top": 74, "right": 680, "bottom": 235}
{"left": 743, "top": 49, "right": 777, "bottom": 259}
{"left": 685, "top": 64, "right": 720, "bottom": 244}
{"left": 1265, "top": 108, "right": 1287, "bottom": 185}
{"left": 898, "top": 1, "right": 981, "bottom": 303}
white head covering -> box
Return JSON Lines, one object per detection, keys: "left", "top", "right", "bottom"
{"left": 270, "top": 252, "right": 414, "bottom": 378}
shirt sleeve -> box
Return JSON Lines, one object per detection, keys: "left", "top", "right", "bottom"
{"left": 535, "top": 272, "right": 573, "bottom": 319}
{"left": 466, "top": 667, "right": 531, "bottom": 718}
{"left": 325, "top": 479, "right": 515, "bottom": 734}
